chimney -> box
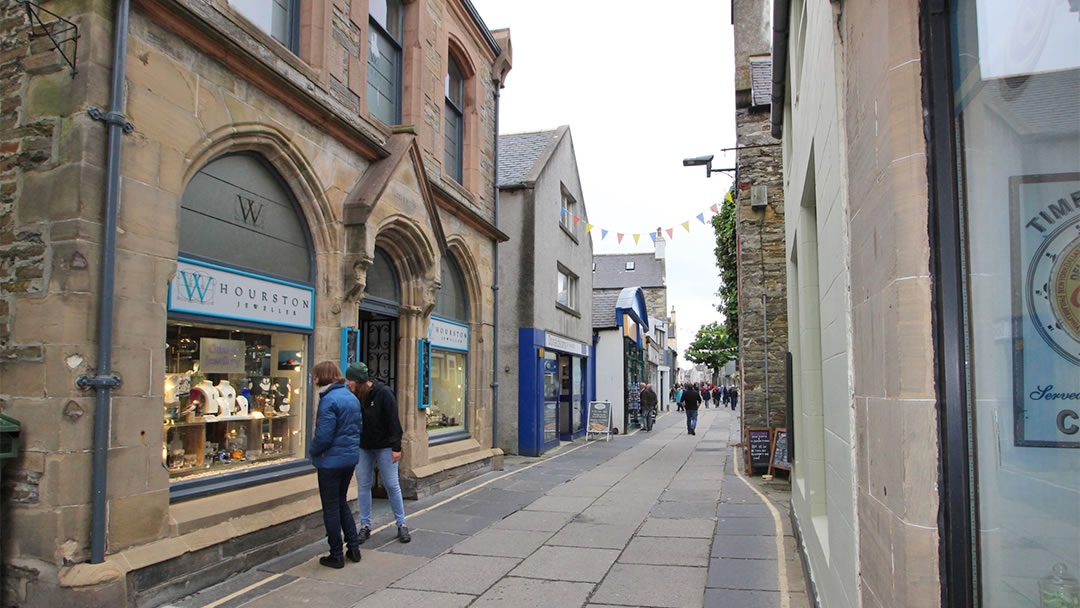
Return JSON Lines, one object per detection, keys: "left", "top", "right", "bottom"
{"left": 654, "top": 226, "right": 666, "bottom": 261}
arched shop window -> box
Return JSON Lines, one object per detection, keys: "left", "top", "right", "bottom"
{"left": 428, "top": 256, "right": 469, "bottom": 442}
{"left": 164, "top": 152, "right": 315, "bottom": 497}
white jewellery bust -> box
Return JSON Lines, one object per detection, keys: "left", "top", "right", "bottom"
{"left": 215, "top": 380, "right": 237, "bottom": 416}
{"left": 194, "top": 380, "right": 221, "bottom": 417}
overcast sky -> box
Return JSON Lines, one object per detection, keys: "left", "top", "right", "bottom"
{"left": 472, "top": 0, "right": 737, "bottom": 368}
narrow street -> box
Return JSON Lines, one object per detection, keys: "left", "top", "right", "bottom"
{"left": 169, "top": 408, "right": 808, "bottom": 608}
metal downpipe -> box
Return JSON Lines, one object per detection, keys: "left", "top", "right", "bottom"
{"left": 90, "top": 0, "right": 131, "bottom": 564}
{"left": 491, "top": 84, "right": 501, "bottom": 454}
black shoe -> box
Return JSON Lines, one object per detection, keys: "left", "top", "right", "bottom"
{"left": 398, "top": 525, "right": 411, "bottom": 543}
{"left": 319, "top": 555, "right": 345, "bottom": 569}
{"left": 346, "top": 547, "right": 362, "bottom": 563}
{"left": 689, "top": 430, "right": 696, "bottom": 435}
{"left": 358, "top": 526, "right": 371, "bottom": 544}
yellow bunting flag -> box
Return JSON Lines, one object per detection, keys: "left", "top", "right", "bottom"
{"left": 682, "top": 221, "right": 691, "bottom": 232}
{"left": 724, "top": 191, "right": 734, "bottom": 204}
{"left": 585, "top": 223, "right": 593, "bottom": 234}
{"left": 633, "top": 234, "right": 640, "bottom": 245}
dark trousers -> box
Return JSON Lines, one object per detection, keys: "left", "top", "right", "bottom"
{"left": 317, "top": 466, "right": 360, "bottom": 558}
{"left": 642, "top": 408, "right": 655, "bottom": 431}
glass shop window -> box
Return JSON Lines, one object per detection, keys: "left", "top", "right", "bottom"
{"left": 163, "top": 321, "right": 307, "bottom": 480}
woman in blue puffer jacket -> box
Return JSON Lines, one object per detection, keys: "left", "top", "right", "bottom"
{"left": 309, "top": 360, "right": 364, "bottom": 569}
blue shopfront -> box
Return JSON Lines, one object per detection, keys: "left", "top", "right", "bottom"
{"left": 518, "top": 329, "right": 593, "bottom": 456}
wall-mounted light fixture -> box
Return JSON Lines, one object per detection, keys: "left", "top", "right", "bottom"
{"left": 682, "top": 155, "right": 735, "bottom": 178}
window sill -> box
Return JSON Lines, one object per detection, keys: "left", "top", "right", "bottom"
{"left": 560, "top": 223, "right": 579, "bottom": 244}
{"left": 428, "top": 430, "right": 472, "bottom": 447}
{"left": 556, "top": 302, "right": 582, "bottom": 318}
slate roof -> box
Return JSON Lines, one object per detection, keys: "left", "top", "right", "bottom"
{"left": 592, "top": 253, "right": 664, "bottom": 289}
{"left": 498, "top": 129, "right": 558, "bottom": 188}
{"left": 592, "top": 290, "right": 620, "bottom": 329}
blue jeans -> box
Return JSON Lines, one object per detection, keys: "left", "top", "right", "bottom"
{"left": 317, "top": 466, "right": 360, "bottom": 558}
{"left": 355, "top": 448, "right": 406, "bottom": 528}
{"left": 686, "top": 409, "right": 698, "bottom": 432}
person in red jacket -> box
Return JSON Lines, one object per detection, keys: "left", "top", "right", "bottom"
{"left": 346, "top": 362, "right": 410, "bottom": 544}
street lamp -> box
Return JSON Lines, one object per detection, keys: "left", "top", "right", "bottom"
{"left": 682, "top": 154, "right": 735, "bottom": 178}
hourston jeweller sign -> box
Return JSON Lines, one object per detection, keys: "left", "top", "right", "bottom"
{"left": 1010, "top": 173, "right": 1080, "bottom": 447}
{"left": 168, "top": 257, "right": 315, "bottom": 330}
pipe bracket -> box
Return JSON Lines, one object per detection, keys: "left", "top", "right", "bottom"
{"left": 75, "top": 374, "right": 122, "bottom": 390}
{"left": 87, "top": 107, "right": 134, "bottom": 134}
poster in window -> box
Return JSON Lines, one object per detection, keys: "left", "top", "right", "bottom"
{"left": 1010, "top": 173, "right": 1080, "bottom": 447}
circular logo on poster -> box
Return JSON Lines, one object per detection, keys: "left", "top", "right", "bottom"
{"left": 1028, "top": 219, "right": 1080, "bottom": 366}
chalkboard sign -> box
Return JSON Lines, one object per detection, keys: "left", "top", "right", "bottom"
{"left": 746, "top": 427, "right": 772, "bottom": 475}
{"left": 586, "top": 401, "right": 612, "bottom": 441}
{"left": 770, "top": 428, "right": 791, "bottom": 473}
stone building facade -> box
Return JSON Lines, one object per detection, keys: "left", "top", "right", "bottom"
{"left": 0, "top": 0, "right": 510, "bottom": 605}
{"left": 495, "top": 126, "right": 593, "bottom": 456}
{"left": 773, "top": 0, "right": 1079, "bottom": 607}
{"left": 733, "top": 0, "right": 787, "bottom": 433}
{"left": 592, "top": 251, "right": 668, "bottom": 321}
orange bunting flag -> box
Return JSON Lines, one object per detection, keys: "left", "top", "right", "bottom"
{"left": 573, "top": 216, "right": 580, "bottom": 226}
{"left": 617, "top": 233, "right": 625, "bottom": 243}
{"left": 585, "top": 223, "right": 593, "bottom": 234}
{"left": 681, "top": 221, "right": 691, "bottom": 232}
{"left": 633, "top": 234, "right": 640, "bottom": 245}
{"left": 710, "top": 204, "right": 719, "bottom": 214}
{"left": 666, "top": 228, "right": 674, "bottom": 239}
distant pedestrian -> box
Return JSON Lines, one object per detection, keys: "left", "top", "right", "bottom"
{"left": 730, "top": 386, "right": 739, "bottom": 411}
{"left": 675, "top": 385, "right": 684, "bottom": 412}
{"left": 346, "top": 362, "right": 410, "bottom": 545}
{"left": 701, "top": 386, "right": 711, "bottom": 408}
{"left": 309, "top": 361, "right": 363, "bottom": 568}
{"left": 712, "top": 387, "right": 721, "bottom": 408}
{"left": 680, "top": 384, "right": 701, "bottom": 435}
{"left": 640, "top": 383, "right": 658, "bottom": 431}
{"left": 721, "top": 385, "right": 729, "bottom": 407}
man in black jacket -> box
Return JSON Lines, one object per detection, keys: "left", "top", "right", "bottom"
{"left": 640, "top": 383, "right": 658, "bottom": 431}
{"left": 346, "top": 362, "right": 410, "bottom": 544}
{"left": 679, "top": 383, "right": 702, "bottom": 435}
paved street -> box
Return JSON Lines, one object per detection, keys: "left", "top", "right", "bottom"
{"left": 169, "top": 408, "right": 808, "bottom": 608}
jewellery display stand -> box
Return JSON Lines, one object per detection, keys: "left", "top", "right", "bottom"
{"left": 164, "top": 328, "right": 304, "bottom": 479}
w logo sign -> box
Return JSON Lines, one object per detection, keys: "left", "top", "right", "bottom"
{"left": 236, "top": 195, "right": 265, "bottom": 227}
{"left": 177, "top": 271, "right": 214, "bottom": 304}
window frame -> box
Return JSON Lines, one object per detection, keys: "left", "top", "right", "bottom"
{"left": 227, "top": 0, "right": 302, "bottom": 53}
{"left": 625, "top": 261, "right": 636, "bottom": 271}
{"left": 444, "top": 55, "right": 466, "bottom": 183}
{"left": 560, "top": 186, "right": 576, "bottom": 232}
{"left": 557, "top": 265, "right": 579, "bottom": 313}
{"left": 367, "top": 0, "right": 404, "bottom": 126}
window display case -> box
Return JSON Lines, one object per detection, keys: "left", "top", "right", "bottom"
{"left": 163, "top": 321, "right": 307, "bottom": 480}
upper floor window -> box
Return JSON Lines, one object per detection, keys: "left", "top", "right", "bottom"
{"left": 444, "top": 56, "right": 465, "bottom": 183}
{"left": 228, "top": 0, "right": 299, "bottom": 52}
{"left": 560, "top": 187, "right": 576, "bottom": 232}
{"left": 625, "top": 261, "right": 635, "bottom": 271}
{"left": 368, "top": 0, "right": 403, "bottom": 125}
{"left": 557, "top": 267, "right": 578, "bottom": 311}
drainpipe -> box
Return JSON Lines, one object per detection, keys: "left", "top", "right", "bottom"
{"left": 77, "top": 0, "right": 132, "bottom": 564}
{"left": 491, "top": 82, "right": 501, "bottom": 454}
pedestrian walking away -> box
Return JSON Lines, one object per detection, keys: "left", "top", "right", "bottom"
{"left": 730, "top": 385, "right": 739, "bottom": 411}
{"left": 675, "top": 385, "right": 685, "bottom": 412}
{"left": 639, "top": 383, "right": 658, "bottom": 431}
{"left": 346, "top": 362, "right": 411, "bottom": 545}
{"left": 721, "top": 385, "right": 729, "bottom": 407}
{"left": 679, "top": 383, "right": 702, "bottom": 435}
{"left": 309, "top": 361, "right": 364, "bottom": 569}
{"left": 701, "top": 385, "right": 711, "bottom": 408}
{"left": 712, "top": 387, "right": 721, "bottom": 408}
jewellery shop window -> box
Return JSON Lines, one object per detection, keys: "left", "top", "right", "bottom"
{"left": 163, "top": 321, "right": 308, "bottom": 480}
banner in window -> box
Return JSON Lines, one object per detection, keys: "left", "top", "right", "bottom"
{"left": 1010, "top": 172, "right": 1080, "bottom": 447}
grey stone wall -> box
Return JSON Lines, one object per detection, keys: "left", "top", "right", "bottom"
{"left": 736, "top": 108, "right": 788, "bottom": 431}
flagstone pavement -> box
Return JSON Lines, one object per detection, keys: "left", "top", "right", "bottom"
{"left": 168, "top": 406, "right": 810, "bottom": 608}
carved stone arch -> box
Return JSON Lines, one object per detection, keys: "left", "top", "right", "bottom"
{"left": 183, "top": 124, "right": 339, "bottom": 255}
{"left": 372, "top": 215, "right": 440, "bottom": 316}
{"left": 446, "top": 34, "right": 477, "bottom": 80}
{"left": 444, "top": 236, "right": 484, "bottom": 324}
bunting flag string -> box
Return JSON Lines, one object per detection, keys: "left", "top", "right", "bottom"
{"left": 558, "top": 200, "right": 732, "bottom": 247}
